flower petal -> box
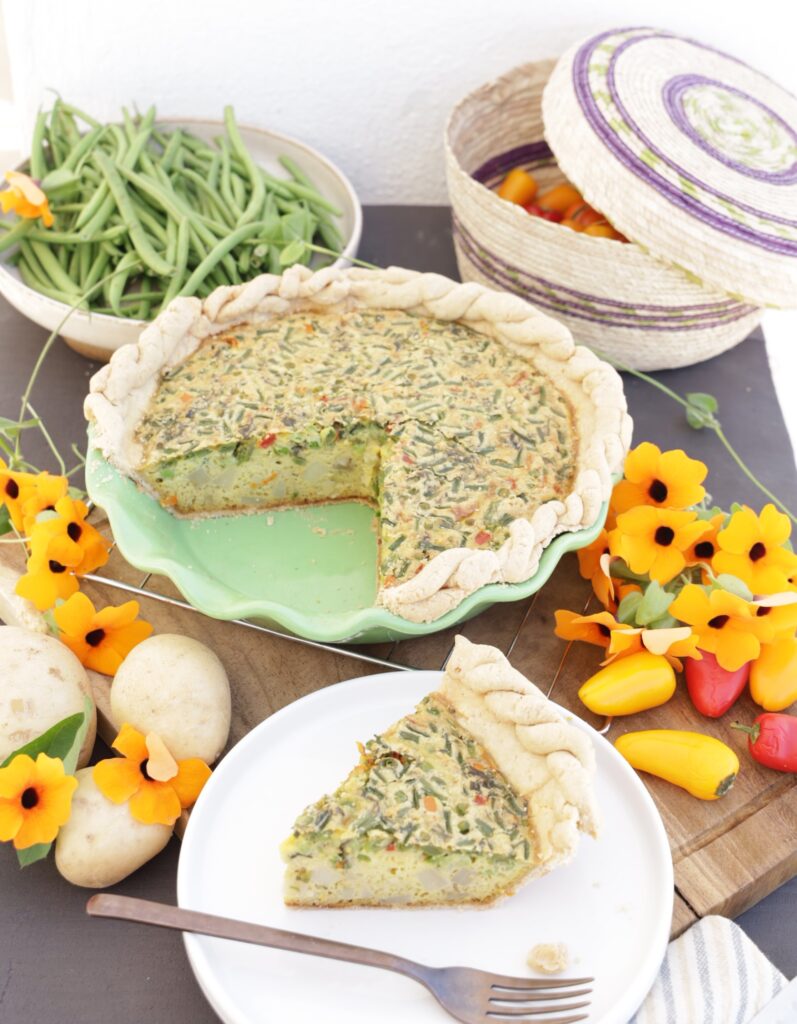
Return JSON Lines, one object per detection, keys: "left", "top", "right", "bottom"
{"left": 93, "top": 757, "right": 142, "bottom": 804}
{"left": 170, "top": 759, "right": 212, "bottom": 808}
{"left": 129, "top": 780, "right": 181, "bottom": 826}
{"left": 0, "top": 754, "right": 35, "bottom": 799}
{"left": 0, "top": 799, "right": 24, "bottom": 840}
{"left": 54, "top": 591, "right": 96, "bottom": 638}
{"left": 112, "top": 723, "right": 149, "bottom": 763}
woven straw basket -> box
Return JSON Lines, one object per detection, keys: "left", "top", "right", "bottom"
{"left": 445, "top": 58, "right": 764, "bottom": 370}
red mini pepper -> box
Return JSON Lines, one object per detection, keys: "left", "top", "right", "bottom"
{"left": 684, "top": 652, "right": 750, "bottom": 718}
{"left": 732, "top": 713, "right": 797, "bottom": 772}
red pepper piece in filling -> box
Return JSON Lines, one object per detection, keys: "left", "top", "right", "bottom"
{"left": 684, "top": 651, "right": 750, "bottom": 718}
{"left": 732, "top": 713, "right": 797, "bottom": 772}
{"left": 258, "top": 433, "right": 277, "bottom": 448}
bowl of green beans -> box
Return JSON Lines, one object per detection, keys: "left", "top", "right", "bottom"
{"left": 0, "top": 101, "right": 362, "bottom": 361}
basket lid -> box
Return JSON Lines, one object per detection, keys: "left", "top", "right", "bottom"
{"left": 542, "top": 27, "right": 797, "bottom": 308}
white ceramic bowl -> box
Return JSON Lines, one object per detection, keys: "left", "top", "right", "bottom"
{"left": 0, "top": 119, "right": 362, "bottom": 361}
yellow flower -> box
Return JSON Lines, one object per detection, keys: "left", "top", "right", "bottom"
{"left": 29, "top": 496, "right": 110, "bottom": 574}
{"left": 751, "top": 593, "right": 797, "bottom": 640}
{"left": 611, "top": 443, "right": 707, "bottom": 515}
{"left": 19, "top": 472, "right": 70, "bottom": 536}
{"left": 714, "top": 504, "right": 797, "bottom": 595}
{"left": 0, "top": 459, "right": 39, "bottom": 533}
{"left": 93, "top": 725, "right": 211, "bottom": 826}
{"left": 685, "top": 512, "right": 726, "bottom": 569}
{"left": 14, "top": 531, "right": 80, "bottom": 610}
{"left": 0, "top": 170, "right": 54, "bottom": 226}
{"left": 54, "top": 592, "right": 153, "bottom": 675}
{"left": 610, "top": 507, "right": 710, "bottom": 584}
{"left": 554, "top": 609, "right": 628, "bottom": 649}
{"left": 0, "top": 752, "right": 77, "bottom": 850}
{"left": 670, "top": 583, "right": 775, "bottom": 671}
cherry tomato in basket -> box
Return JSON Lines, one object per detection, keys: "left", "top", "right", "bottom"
{"left": 524, "top": 202, "right": 562, "bottom": 222}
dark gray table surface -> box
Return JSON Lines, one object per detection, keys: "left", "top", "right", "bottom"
{"left": 0, "top": 207, "right": 795, "bottom": 1023}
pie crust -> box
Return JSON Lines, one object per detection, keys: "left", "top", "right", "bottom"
{"left": 85, "top": 265, "right": 632, "bottom": 622}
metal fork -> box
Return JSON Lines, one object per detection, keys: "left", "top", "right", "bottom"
{"left": 87, "top": 894, "right": 592, "bottom": 1023}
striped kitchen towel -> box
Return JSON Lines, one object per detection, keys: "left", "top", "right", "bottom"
{"left": 631, "top": 916, "right": 786, "bottom": 1023}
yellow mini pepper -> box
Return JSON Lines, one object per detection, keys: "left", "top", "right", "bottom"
{"left": 750, "top": 637, "right": 797, "bottom": 711}
{"left": 615, "top": 729, "right": 739, "bottom": 800}
{"left": 578, "top": 651, "right": 676, "bottom": 716}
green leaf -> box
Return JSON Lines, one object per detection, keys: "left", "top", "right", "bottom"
{"left": 685, "top": 392, "right": 719, "bottom": 430}
{"left": 616, "top": 590, "right": 643, "bottom": 625}
{"left": 40, "top": 167, "right": 81, "bottom": 197}
{"left": 695, "top": 503, "right": 727, "bottom": 522}
{"left": 0, "top": 503, "right": 10, "bottom": 536}
{"left": 646, "top": 613, "right": 680, "bottom": 630}
{"left": 636, "top": 580, "right": 675, "bottom": 626}
{"left": 713, "top": 573, "right": 754, "bottom": 601}
{"left": 278, "top": 238, "right": 308, "bottom": 266}
{"left": 0, "top": 415, "right": 40, "bottom": 438}
{"left": 0, "top": 705, "right": 89, "bottom": 769}
{"left": 16, "top": 842, "right": 52, "bottom": 868}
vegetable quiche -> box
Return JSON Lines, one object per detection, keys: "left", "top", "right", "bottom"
{"left": 85, "top": 266, "right": 631, "bottom": 622}
{"left": 281, "top": 636, "right": 598, "bottom": 907}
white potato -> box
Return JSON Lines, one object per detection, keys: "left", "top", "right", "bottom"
{"left": 0, "top": 626, "right": 97, "bottom": 767}
{"left": 111, "top": 634, "right": 230, "bottom": 763}
{"left": 55, "top": 768, "right": 172, "bottom": 887}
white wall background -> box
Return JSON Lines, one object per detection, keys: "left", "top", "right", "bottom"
{"left": 0, "top": 0, "right": 795, "bottom": 452}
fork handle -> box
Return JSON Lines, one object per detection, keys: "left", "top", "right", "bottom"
{"left": 87, "top": 894, "right": 432, "bottom": 986}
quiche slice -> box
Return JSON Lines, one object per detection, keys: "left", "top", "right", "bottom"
{"left": 85, "top": 266, "right": 631, "bottom": 622}
{"left": 281, "top": 636, "right": 598, "bottom": 907}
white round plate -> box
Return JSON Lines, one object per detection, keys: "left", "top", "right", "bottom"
{"left": 178, "top": 670, "right": 673, "bottom": 1024}
{"left": 0, "top": 118, "right": 362, "bottom": 361}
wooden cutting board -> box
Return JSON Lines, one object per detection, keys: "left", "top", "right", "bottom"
{"left": 3, "top": 516, "right": 795, "bottom": 941}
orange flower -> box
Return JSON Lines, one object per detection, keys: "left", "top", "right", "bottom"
{"left": 670, "top": 583, "right": 775, "bottom": 671}
{"left": 554, "top": 609, "right": 628, "bottom": 649}
{"left": 19, "top": 472, "right": 70, "bottom": 536}
{"left": 0, "top": 459, "right": 38, "bottom": 533}
{"left": 14, "top": 531, "right": 80, "bottom": 610}
{"left": 714, "top": 504, "right": 797, "bottom": 595}
{"left": 28, "top": 496, "right": 110, "bottom": 574}
{"left": 93, "top": 725, "right": 211, "bottom": 826}
{"left": 54, "top": 592, "right": 153, "bottom": 675}
{"left": 605, "top": 625, "right": 702, "bottom": 671}
{"left": 685, "top": 512, "right": 726, "bottom": 568}
{"left": 611, "top": 443, "right": 707, "bottom": 515}
{"left": 610, "top": 507, "right": 710, "bottom": 584}
{"left": 576, "top": 529, "right": 615, "bottom": 607}
{"left": 0, "top": 753, "right": 77, "bottom": 850}
{"left": 0, "top": 170, "right": 54, "bottom": 226}
{"left": 751, "top": 593, "right": 797, "bottom": 640}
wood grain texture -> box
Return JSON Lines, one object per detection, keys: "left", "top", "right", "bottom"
{"left": 3, "top": 503, "right": 796, "bottom": 928}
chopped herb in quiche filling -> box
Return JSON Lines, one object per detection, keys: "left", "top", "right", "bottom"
{"left": 136, "top": 309, "right": 577, "bottom": 589}
{"left": 281, "top": 694, "right": 538, "bottom": 906}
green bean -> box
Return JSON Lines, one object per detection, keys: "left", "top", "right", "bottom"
{"left": 59, "top": 102, "right": 101, "bottom": 129}
{"left": 94, "top": 149, "right": 172, "bottom": 276}
{"left": 108, "top": 251, "right": 140, "bottom": 316}
{"left": 165, "top": 217, "right": 177, "bottom": 266}
{"left": 223, "top": 106, "right": 265, "bottom": 226}
{"left": 18, "top": 259, "right": 80, "bottom": 304}
{"left": 218, "top": 140, "right": 242, "bottom": 220}
{"left": 29, "top": 111, "right": 50, "bottom": 179}
{"left": 27, "top": 223, "right": 127, "bottom": 244}
{"left": 230, "top": 171, "right": 247, "bottom": 209}
{"left": 178, "top": 221, "right": 264, "bottom": 296}
{"left": 83, "top": 248, "right": 111, "bottom": 292}
{"left": 180, "top": 168, "right": 235, "bottom": 227}
{"left": 160, "top": 129, "right": 183, "bottom": 173}
{"left": 0, "top": 221, "right": 36, "bottom": 256}
{"left": 162, "top": 217, "right": 190, "bottom": 306}
{"left": 27, "top": 239, "right": 82, "bottom": 298}
{"left": 78, "top": 240, "right": 92, "bottom": 286}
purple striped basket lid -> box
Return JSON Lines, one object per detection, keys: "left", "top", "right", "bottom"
{"left": 542, "top": 27, "right": 797, "bottom": 308}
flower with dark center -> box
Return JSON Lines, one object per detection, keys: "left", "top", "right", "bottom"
{"left": 708, "top": 615, "right": 730, "bottom": 629}
{"left": 4, "top": 478, "right": 19, "bottom": 499}
{"left": 654, "top": 526, "right": 675, "bottom": 547}
{"left": 694, "top": 541, "right": 715, "bottom": 559}
{"left": 84, "top": 628, "right": 106, "bottom": 648}
{"left": 749, "top": 542, "right": 766, "bottom": 562}
{"left": 648, "top": 479, "right": 668, "bottom": 503}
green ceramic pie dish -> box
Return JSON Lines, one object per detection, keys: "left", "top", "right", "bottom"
{"left": 86, "top": 443, "right": 609, "bottom": 644}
